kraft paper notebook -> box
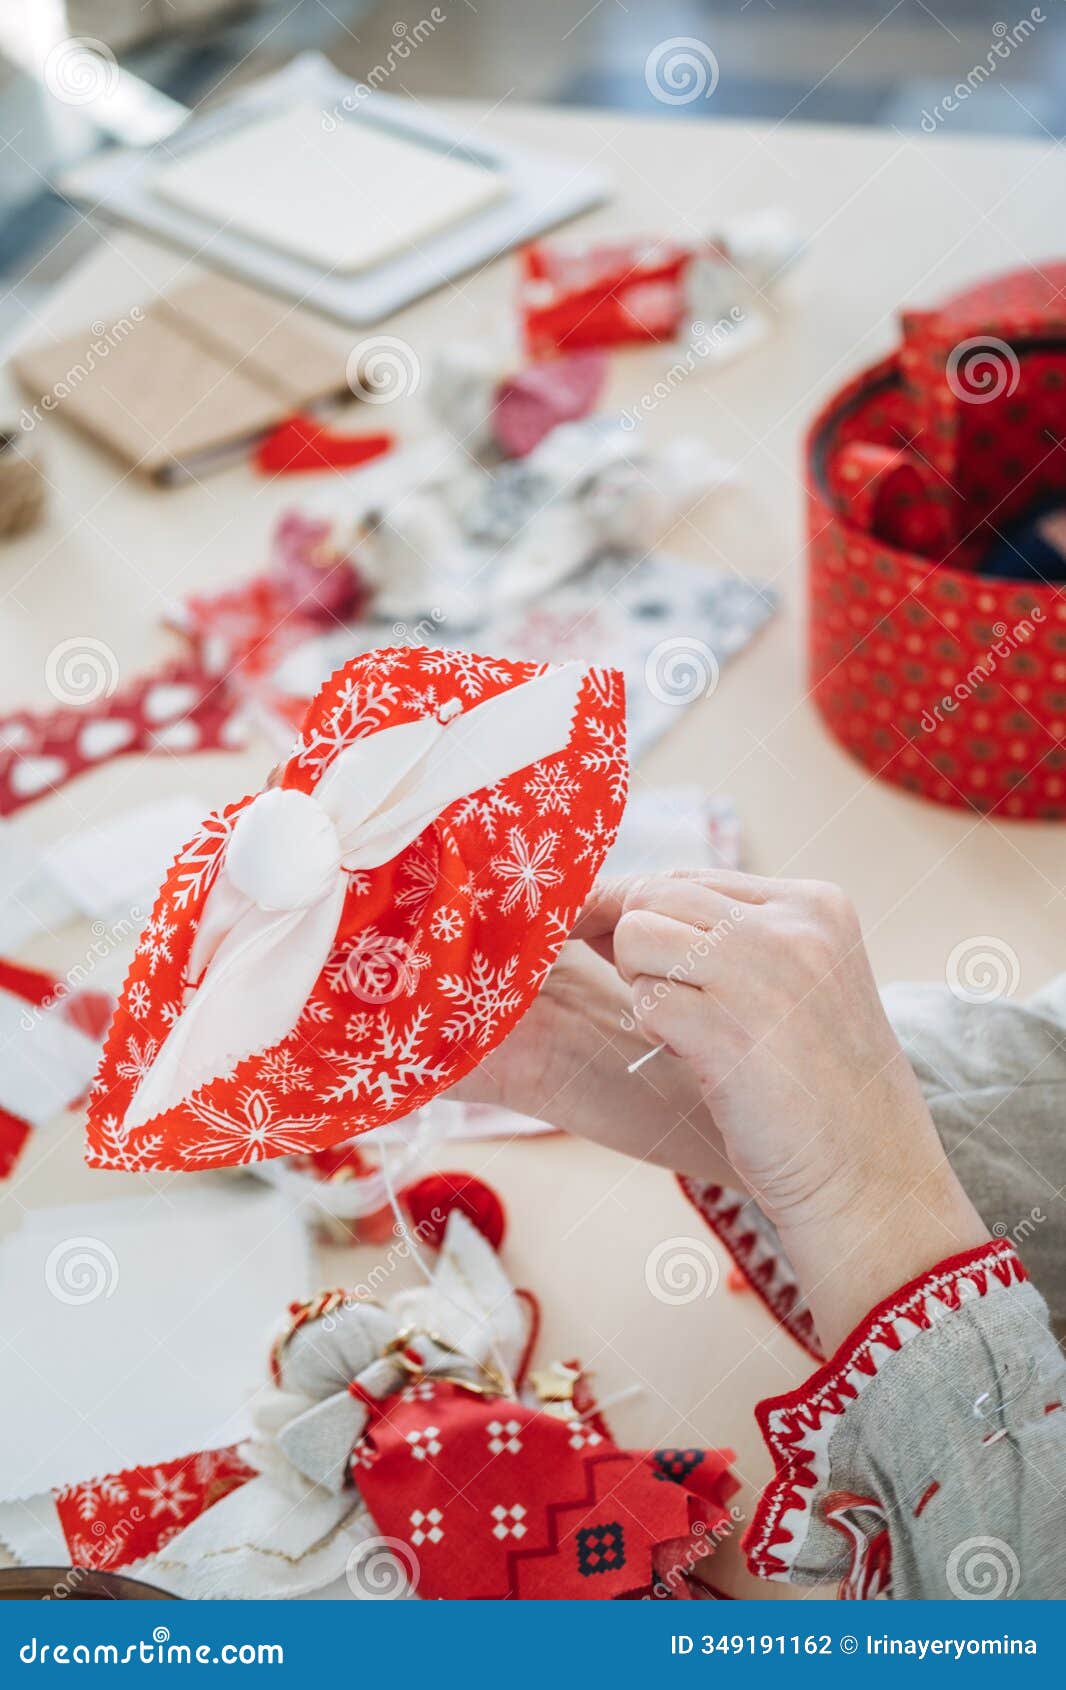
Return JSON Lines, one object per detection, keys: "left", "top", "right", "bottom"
{"left": 12, "top": 270, "right": 350, "bottom": 484}
{"left": 149, "top": 102, "right": 505, "bottom": 275}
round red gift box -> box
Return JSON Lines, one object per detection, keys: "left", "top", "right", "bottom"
{"left": 807, "top": 263, "right": 1066, "bottom": 820}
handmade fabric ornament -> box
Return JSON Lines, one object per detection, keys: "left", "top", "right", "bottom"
{"left": 87, "top": 647, "right": 627, "bottom": 1172}
{"left": 1, "top": 1210, "right": 736, "bottom": 1599}
{"left": 428, "top": 343, "right": 607, "bottom": 459}
{"left": 521, "top": 209, "right": 804, "bottom": 357}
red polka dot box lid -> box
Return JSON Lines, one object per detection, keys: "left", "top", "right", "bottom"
{"left": 86, "top": 648, "right": 627, "bottom": 1172}
{"left": 808, "top": 262, "right": 1066, "bottom": 819}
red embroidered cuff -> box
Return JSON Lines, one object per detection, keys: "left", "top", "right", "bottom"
{"left": 678, "top": 1176, "right": 822, "bottom": 1361}
{"left": 744, "top": 1237, "right": 1027, "bottom": 1583}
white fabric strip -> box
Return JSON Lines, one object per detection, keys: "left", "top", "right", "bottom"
{"left": 123, "top": 663, "right": 585, "bottom": 1130}
{"left": 0, "top": 990, "right": 103, "bottom": 1128}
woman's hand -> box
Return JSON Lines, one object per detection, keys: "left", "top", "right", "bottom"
{"left": 574, "top": 870, "right": 989, "bottom": 1351}
{"left": 448, "top": 939, "right": 737, "bottom": 1186}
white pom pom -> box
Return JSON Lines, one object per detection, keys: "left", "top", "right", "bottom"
{"left": 227, "top": 787, "right": 341, "bottom": 911}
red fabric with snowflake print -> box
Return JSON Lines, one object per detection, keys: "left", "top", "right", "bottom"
{"left": 86, "top": 648, "right": 627, "bottom": 1172}
{"left": 356, "top": 1382, "right": 738, "bottom": 1600}
{"left": 52, "top": 1447, "right": 255, "bottom": 1572}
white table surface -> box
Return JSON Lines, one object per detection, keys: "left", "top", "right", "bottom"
{"left": 1, "top": 103, "right": 1064, "bottom": 1598}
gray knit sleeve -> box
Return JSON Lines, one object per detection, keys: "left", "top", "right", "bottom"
{"left": 744, "top": 1241, "right": 1066, "bottom": 1600}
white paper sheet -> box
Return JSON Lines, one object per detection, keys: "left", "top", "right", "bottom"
{"left": 0, "top": 1186, "right": 311, "bottom": 1501}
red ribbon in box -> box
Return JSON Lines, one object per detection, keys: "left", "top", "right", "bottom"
{"left": 808, "top": 263, "right": 1066, "bottom": 820}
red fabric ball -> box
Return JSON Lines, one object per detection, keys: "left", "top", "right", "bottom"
{"left": 400, "top": 1171, "right": 506, "bottom": 1252}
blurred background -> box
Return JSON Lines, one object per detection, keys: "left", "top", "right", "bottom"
{"left": 1, "top": 0, "right": 1064, "bottom": 337}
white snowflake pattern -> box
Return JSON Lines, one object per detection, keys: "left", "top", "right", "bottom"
{"left": 580, "top": 715, "right": 627, "bottom": 804}
{"left": 320, "top": 1006, "right": 447, "bottom": 1112}
{"left": 116, "top": 1035, "right": 159, "bottom": 1086}
{"left": 491, "top": 827, "right": 564, "bottom": 918}
{"left": 170, "top": 812, "right": 237, "bottom": 912}
{"left": 136, "top": 906, "right": 175, "bottom": 975}
{"left": 137, "top": 1467, "right": 195, "bottom": 1521}
{"left": 91, "top": 1113, "right": 164, "bottom": 1173}
{"left": 575, "top": 810, "right": 610, "bottom": 866}
{"left": 324, "top": 926, "right": 429, "bottom": 1004}
{"left": 180, "top": 1088, "right": 330, "bottom": 1165}
{"left": 418, "top": 649, "right": 514, "bottom": 700}
{"left": 160, "top": 998, "right": 182, "bottom": 1028}
{"left": 56, "top": 1475, "right": 130, "bottom": 1522}
{"left": 439, "top": 953, "right": 523, "bottom": 1048}
{"left": 257, "top": 1048, "right": 312, "bottom": 1095}
{"left": 586, "top": 667, "right": 620, "bottom": 711}
{"left": 401, "top": 682, "right": 440, "bottom": 715}
{"left": 296, "top": 679, "right": 399, "bottom": 779}
{"left": 530, "top": 905, "right": 575, "bottom": 991}
{"left": 524, "top": 758, "right": 579, "bottom": 818}
{"left": 449, "top": 781, "right": 521, "bottom": 843}
{"left": 127, "top": 980, "right": 151, "bottom": 1020}
{"left": 457, "top": 872, "right": 494, "bottom": 914}
{"left": 299, "top": 998, "right": 334, "bottom": 1028}
{"left": 430, "top": 906, "right": 463, "bottom": 942}
{"left": 395, "top": 843, "right": 439, "bottom": 914}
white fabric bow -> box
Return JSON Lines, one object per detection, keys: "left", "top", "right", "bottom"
{"left": 124, "top": 663, "right": 585, "bottom": 1130}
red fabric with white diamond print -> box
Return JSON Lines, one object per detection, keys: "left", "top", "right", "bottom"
{"left": 356, "top": 1382, "right": 737, "bottom": 1600}
{"left": 86, "top": 648, "right": 627, "bottom": 1172}
{"left": 52, "top": 1447, "right": 256, "bottom": 1572}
